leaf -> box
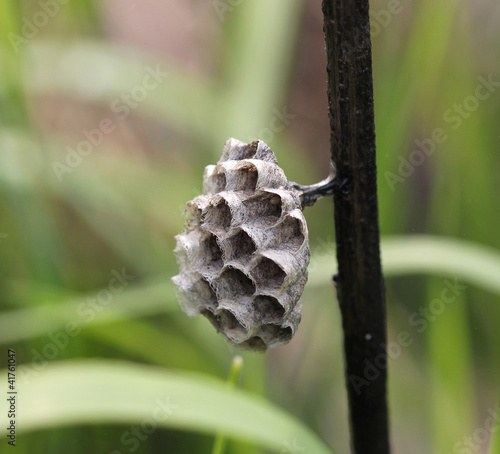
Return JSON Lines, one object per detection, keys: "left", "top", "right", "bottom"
{"left": 3, "top": 235, "right": 500, "bottom": 346}
{"left": 488, "top": 400, "right": 500, "bottom": 454}
{"left": 11, "top": 360, "right": 334, "bottom": 454}
{"left": 0, "top": 279, "right": 177, "bottom": 344}
{"left": 25, "top": 41, "right": 217, "bottom": 143}
{"left": 308, "top": 235, "right": 500, "bottom": 295}
{"left": 216, "top": 0, "right": 303, "bottom": 143}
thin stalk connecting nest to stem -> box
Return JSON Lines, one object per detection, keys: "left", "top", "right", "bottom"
{"left": 292, "top": 162, "right": 344, "bottom": 208}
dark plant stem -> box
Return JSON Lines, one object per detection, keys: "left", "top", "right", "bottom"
{"left": 322, "top": 1, "right": 390, "bottom": 453}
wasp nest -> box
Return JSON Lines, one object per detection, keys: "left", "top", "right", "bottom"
{"left": 172, "top": 138, "right": 310, "bottom": 351}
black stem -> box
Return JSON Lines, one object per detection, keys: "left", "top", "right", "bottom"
{"left": 322, "top": 1, "right": 390, "bottom": 453}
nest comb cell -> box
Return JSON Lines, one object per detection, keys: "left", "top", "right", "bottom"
{"left": 172, "top": 138, "right": 336, "bottom": 351}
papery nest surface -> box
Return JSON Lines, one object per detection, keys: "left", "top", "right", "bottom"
{"left": 172, "top": 138, "right": 311, "bottom": 351}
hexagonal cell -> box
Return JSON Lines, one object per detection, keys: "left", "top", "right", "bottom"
{"left": 243, "top": 193, "right": 282, "bottom": 226}
{"left": 272, "top": 216, "right": 305, "bottom": 252}
{"left": 258, "top": 324, "right": 293, "bottom": 346}
{"left": 194, "top": 278, "right": 218, "bottom": 310}
{"left": 253, "top": 295, "right": 285, "bottom": 324}
{"left": 201, "top": 308, "right": 221, "bottom": 331}
{"left": 215, "top": 266, "right": 256, "bottom": 298}
{"left": 251, "top": 257, "right": 286, "bottom": 291}
{"left": 202, "top": 200, "right": 232, "bottom": 232}
{"left": 207, "top": 170, "right": 227, "bottom": 194}
{"left": 200, "top": 233, "right": 223, "bottom": 273}
{"left": 173, "top": 273, "right": 218, "bottom": 316}
{"left": 233, "top": 141, "right": 258, "bottom": 160}
{"left": 216, "top": 309, "right": 248, "bottom": 342}
{"left": 230, "top": 163, "right": 258, "bottom": 192}
{"left": 226, "top": 229, "right": 257, "bottom": 262}
{"left": 173, "top": 229, "right": 202, "bottom": 269}
{"left": 183, "top": 202, "right": 203, "bottom": 230}
{"left": 239, "top": 336, "right": 267, "bottom": 352}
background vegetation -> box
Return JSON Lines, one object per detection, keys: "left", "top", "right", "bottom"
{"left": 1, "top": 0, "right": 499, "bottom": 453}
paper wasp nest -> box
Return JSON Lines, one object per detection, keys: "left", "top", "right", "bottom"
{"left": 172, "top": 138, "right": 310, "bottom": 351}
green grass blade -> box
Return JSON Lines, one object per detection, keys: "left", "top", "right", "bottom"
{"left": 8, "top": 360, "right": 334, "bottom": 454}
{"left": 25, "top": 41, "right": 217, "bottom": 143}
{"left": 308, "top": 235, "right": 500, "bottom": 295}
{"left": 216, "top": 0, "right": 304, "bottom": 143}
{"left": 0, "top": 279, "right": 177, "bottom": 344}
{"left": 427, "top": 279, "right": 474, "bottom": 452}
{"left": 82, "top": 319, "right": 224, "bottom": 375}
{"left": 3, "top": 235, "right": 500, "bottom": 346}
{"left": 489, "top": 400, "right": 500, "bottom": 454}
{"left": 212, "top": 356, "right": 244, "bottom": 454}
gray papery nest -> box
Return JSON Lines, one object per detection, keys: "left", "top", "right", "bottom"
{"left": 172, "top": 138, "right": 314, "bottom": 351}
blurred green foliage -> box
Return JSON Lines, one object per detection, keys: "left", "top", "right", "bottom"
{"left": 0, "top": 0, "right": 499, "bottom": 453}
